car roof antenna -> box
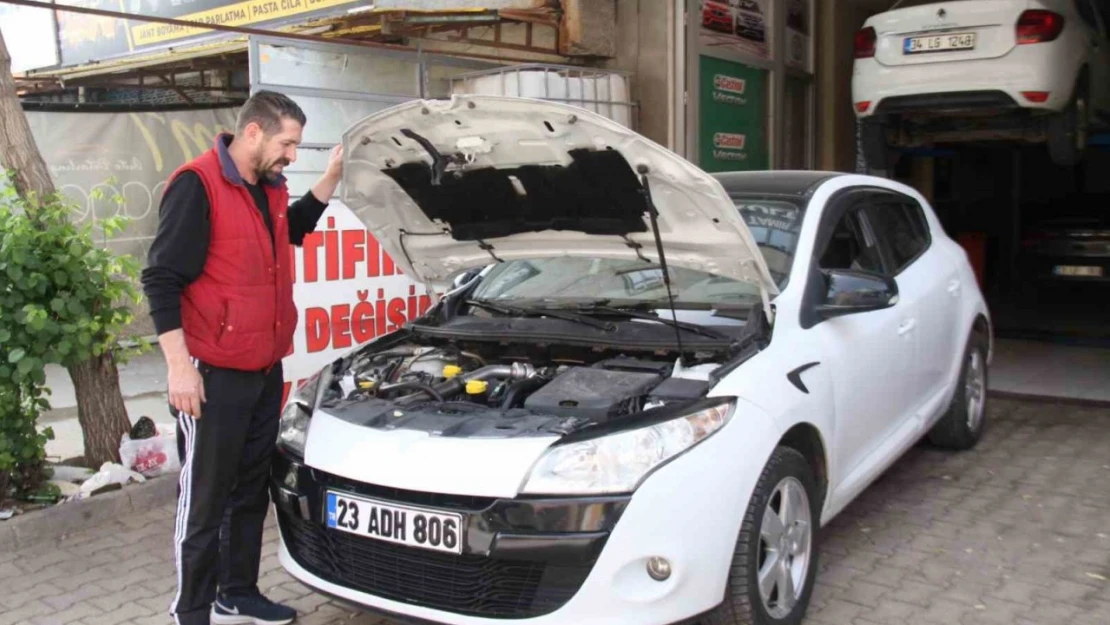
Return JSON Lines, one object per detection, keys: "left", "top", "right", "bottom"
{"left": 638, "top": 167, "right": 686, "bottom": 364}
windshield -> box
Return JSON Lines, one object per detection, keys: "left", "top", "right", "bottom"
{"left": 733, "top": 195, "right": 805, "bottom": 288}
{"left": 467, "top": 194, "right": 805, "bottom": 309}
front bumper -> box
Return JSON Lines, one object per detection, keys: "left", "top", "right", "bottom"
{"left": 270, "top": 403, "right": 780, "bottom": 625}
{"left": 270, "top": 451, "right": 624, "bottom": 620}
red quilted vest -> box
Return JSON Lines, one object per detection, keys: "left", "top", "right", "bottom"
{"left": 173, "top": 134, "right": 298, "bottom": 372}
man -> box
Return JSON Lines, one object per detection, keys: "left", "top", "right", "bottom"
{"left": 142, "top": 90, "right": 342, "bottom": 625}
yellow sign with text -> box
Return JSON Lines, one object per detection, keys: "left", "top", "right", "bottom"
{"left": 130, "top": 0, "right": 360, "bottom": 46}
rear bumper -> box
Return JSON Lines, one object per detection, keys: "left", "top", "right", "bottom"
{"left": 852, "top": 45, "right": 1079, "bottom": 118}
{"left": 1017, "top": 254, "right": 1110, "bottom": 283}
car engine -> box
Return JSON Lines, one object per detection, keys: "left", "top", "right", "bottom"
{"left": 315, "top": 340, "right": 719, "bottom": 437}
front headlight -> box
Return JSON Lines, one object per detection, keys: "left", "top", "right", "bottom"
{"left": 277, "top": 369, "right": 326, "bottom": 456}
{"left": 519, "top": 399, "right": 736, "bottom": 496}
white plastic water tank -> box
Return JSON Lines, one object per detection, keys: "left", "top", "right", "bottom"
{"left": 450, "top": 64, "right": 634, "bottom": 128}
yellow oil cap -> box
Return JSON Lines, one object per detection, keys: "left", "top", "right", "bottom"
{"left": 358, "top": 379, "right": 376, "bottom": 389}
{"left": 443, "top": 365, "right": 463, "bottom": 379}
{"left": 465, "top": 380, "right": 488, "bottom": 395}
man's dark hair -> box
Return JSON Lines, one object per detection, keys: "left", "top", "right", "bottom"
{"left": 235, "top": 90, "right": 306, "bottom": 135}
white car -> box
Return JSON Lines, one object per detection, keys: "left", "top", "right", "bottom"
{"left": 272, "top": 95, "right": 993, "bottom": 625}
{"left": 852, "top": 0, "right": 1110, "bottom": 168}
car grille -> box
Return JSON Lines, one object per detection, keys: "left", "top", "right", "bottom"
{"left": 278, "top": 509, "right": 594, "bottom": 618}
{"left": 319, "top": 473, "right": 496, "bottom": 513}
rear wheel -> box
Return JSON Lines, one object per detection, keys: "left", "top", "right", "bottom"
{"left": 860, "top": 119, "right": 891, "bottom": 171}
{"left": 1047, "top": 78, "right": 1089, "bottom": 167}
{"left": 927, "top": 331, "right": 989, "bottom": 451}
{"left": 702, "top": 447, "right": 820, "bottom": 625}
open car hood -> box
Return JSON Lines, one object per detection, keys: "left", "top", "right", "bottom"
{"left": 340, "top": 95, "right": 779, "bottom": 311}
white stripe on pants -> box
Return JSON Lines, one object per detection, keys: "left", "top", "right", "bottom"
{"left": 170, "top": 357, "right": 199, "bottom": 621}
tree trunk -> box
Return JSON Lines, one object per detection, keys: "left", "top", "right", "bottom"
{"left": 68, "top": 354, "right": 132, "bottom": 467}
{"left": 1, "top": 30, "right": 132, "bottom": 470}
{"left": 0, "top": 31, "right": 56, "bottom": 199}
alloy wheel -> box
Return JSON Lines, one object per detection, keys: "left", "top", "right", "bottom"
{"left": 965, "top": 349, "right": 986, "bottom": 432}
{"left": 758, "top": 476, "right": 813, "bottom": 619}
{"left": 1075, "top": 97, "right": 1088, "bottom": 151}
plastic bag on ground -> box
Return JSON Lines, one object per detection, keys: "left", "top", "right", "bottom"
{"left": 79, "top": 462, "right": 147, "bottom": 495}
{"left": 119, "top": 421, "right": 180, "bottom": 478}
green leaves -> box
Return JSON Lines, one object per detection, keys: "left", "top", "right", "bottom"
{"left": 0, "top": 178, "right": 143, "bottom": 499}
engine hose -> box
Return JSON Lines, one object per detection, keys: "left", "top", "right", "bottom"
{"left": 380, "top": 382, "right": 445, "bottom": 402}
{"left": 499, "top": 377, "right": 547, "bottom": 411}
{"left": 396, "top": 362, "right": 538, "bottom": 405}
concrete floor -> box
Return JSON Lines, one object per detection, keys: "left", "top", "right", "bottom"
{"left": 989, "top": 338, "right": 1110, "bottom": 404}
{"left": 5, "top": 397, "right": 1108, "bottom": 625}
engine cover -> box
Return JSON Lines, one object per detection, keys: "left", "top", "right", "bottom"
{"left": 523, "top": 366, "right": 662, "bottom": 421}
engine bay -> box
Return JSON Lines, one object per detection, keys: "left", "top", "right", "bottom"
{"left": 315, "top": 336, "right": 726, "bottom": 438}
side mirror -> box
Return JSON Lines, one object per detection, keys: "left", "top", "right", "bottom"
{"left": 450, "top": 268, "right": 481, "bottom": 291}
{"left": 815, "top": 269, "right": 898, "bottom": 319}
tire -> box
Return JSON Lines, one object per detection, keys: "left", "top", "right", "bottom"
{"left": 926, "top": 330, "right": 989, "bottom": 451}
{"left": 1047, "top": 78, "right": 1089, "bottom": 168}
{"left": 860, "top": 119, "right": 890, "bottom": 171}
{"left": 702, "top": 447, "right": 820, "bottom": 625}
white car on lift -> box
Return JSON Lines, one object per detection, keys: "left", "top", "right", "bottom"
{"left": 852, "top": 0, "right": 1110, "bottom": 168}
{"left": 271, "top": 95, "right": 993, "bottom": 625}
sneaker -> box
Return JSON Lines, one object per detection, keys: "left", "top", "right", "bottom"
{"left": 211, "top": 592, "right": 296, "bottom": 625}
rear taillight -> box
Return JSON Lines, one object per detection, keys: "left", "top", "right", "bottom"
{"left": 855, "top": 26, "right": 877, "bottom": 58}
{"left": 1022, "top": 91, "right": 1050, "bottom": 103}
{"left": 1016, "top": 10, "right": 1064, "bottom": 44}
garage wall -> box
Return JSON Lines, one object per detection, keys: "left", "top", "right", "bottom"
{"left": 604, "top": 0, "right": 675, "bottom": 148}
{"left": 816, "top": 0, "right": 890, "bottom": 172}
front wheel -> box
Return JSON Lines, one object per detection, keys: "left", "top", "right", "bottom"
{"left": 702, "top": 447, "right": 820, "bottom": 625}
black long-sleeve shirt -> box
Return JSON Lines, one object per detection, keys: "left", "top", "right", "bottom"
{"left": 141, "top": 171, "right": 328, "bottom": 335}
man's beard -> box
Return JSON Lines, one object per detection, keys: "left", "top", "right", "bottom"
{"left": 255, "top": 150, "right": 290, "bottom": 182}
{"left": 254, "top": 146, "right": 290, "bottom": 183}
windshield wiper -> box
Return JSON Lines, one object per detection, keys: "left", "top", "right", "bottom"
{"left": 465, "top": 299, "right": 616, "bottom": 332}
{"left": 560, "top": 301, "right": 737, "bottom": 343}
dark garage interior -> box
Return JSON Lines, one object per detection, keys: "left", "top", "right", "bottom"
{"left": 889, "top": 137, "right": 1109, "bottom": 402}
{"left": 927, "top": 143, "right": 1109, "bottom": 345}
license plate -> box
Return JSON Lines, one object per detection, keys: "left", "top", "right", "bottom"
{"left": 904, "top": 32, "right": 976, "bottom": 54}
{"left": 325, "top": 490, "right": 464, "bottom": 554}
{"left": 1054, "top": 265, "right": 1103, "bottom": 277}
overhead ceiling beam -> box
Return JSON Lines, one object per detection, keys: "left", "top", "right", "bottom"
{"left": 0, "top": 0, "right": 541, "bottom": 65}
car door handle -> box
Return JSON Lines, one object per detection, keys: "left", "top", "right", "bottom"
{"left": 898, "top": 319, "right": 917, "bottom": 335}
{"left": 947, "top": 279, "right": 961, "bottom": 295}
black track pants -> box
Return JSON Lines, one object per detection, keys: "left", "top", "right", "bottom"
{"left": 169, "top": 358, "right": 284, "bottom": 625}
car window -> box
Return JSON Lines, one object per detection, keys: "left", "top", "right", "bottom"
{"left": 866, "top": 200, "right": 931, "bottom": 273}
{"left": 817, "top": 208, "right": 885, "bottom": 274}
